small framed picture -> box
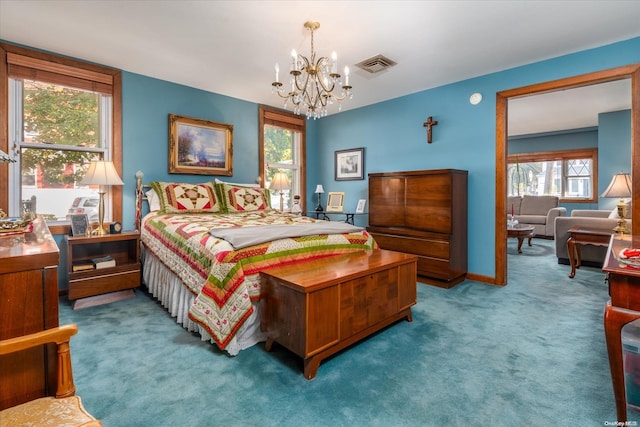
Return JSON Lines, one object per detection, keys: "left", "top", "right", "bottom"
{"left": 326, "top": 192, "right": 345, "bottom": 212}
{"left": 355, "top": 199, "right": 367, "bottom": 214}
{"left": 335, "top": 148, "right": 364, "bottom": 181}
{"left": 70, "top": 214, "right": 89, "bottom": 236}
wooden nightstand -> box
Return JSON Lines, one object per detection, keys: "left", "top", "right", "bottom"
{"left": 65, "top": 231, "right": 141, "bottom": 309}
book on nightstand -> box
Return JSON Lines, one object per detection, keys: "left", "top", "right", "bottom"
{"left": 72, "top": 260, "right": 95, "bottom": 272}
{"left": 91, "top": 255, "right": 116, "bottom": 269}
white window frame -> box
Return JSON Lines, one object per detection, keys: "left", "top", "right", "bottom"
{"left": 0, "top": 42, "right": 123, "bottom": 235}
{"left": 259, "top": 106, "right": 306, "bottom": 213}
{"left": 8, "top": 79, "right": 114, "bottom": 222}
{"left": 507, "top": 148, "right": 598, "bottom": 203}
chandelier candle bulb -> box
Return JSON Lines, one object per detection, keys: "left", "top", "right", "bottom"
{"left": 275, "top": 63, "right": 279, "bottom": 83}
{"left": 344, "top": 66, "right": 350, "bottom": 86}
{"left": 332, "top": 51, "right": 338, "bottom": 74}
{"left": 291, "top": 49, "right": 297, "bottom": 70}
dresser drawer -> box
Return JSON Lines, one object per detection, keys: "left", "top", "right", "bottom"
{"left": 370, "top": 232, "right": 450, "bottom": 260}
{"left": 69, "top": 268, "right": 140, "bottom": 299}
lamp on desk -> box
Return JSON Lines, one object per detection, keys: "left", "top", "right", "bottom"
{"left": 601, "top": 172, "right": 632, "bottom": 234}
{"left": 270, "top": 172, "right": 290, "bottom": 213}
{"left": 315, "top": 184, "right": 325, "bottom": 212}
{"left": 80, "top": 160, "right": 124, "bottom": 235}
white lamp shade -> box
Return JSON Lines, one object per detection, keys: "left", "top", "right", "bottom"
{"left": 601, "top": 172, "right": 632, "bottom": 199}
{"left": 80, "top": 161, "right": 124, "bottom": 186}
{"left": 270, "top": 172, "right": 290, "bottom": 191}
{"left": 315, "top": 184, "right": 325, "bottom": 194}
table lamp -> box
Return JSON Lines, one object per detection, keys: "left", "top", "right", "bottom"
{"left": 80, "top": 160, "right": 124, "bottom": 235}
{"left": 315, "top": 184, "right": 325, "bottom": 212}
{"left": 270, "top": 172, "right": 290, "bottom": 213}
{"left": 601, "top": 172, "right": 632, "bottom": 234}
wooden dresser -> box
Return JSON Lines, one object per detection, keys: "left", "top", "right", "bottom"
{"left": 367, "top": 169, "right": 468, "bottom": 288}
{"left": 0, "top": 217, "right": 59, "bottom": 410}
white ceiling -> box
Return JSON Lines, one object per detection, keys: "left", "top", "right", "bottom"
{"left": 1, "top": 0, "right": 638, "bottom": 135}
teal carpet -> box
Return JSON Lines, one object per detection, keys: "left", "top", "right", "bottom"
{"left": 60, "top": 238, "right": 639, "bottom": 426}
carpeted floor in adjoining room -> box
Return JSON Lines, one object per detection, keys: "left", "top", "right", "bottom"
{"left": 59, "top": 238, "right": 640, "bottom": 426}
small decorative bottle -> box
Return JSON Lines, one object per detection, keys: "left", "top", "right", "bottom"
{"left": 291, "top": 195, "right": 302, "bottom": 215}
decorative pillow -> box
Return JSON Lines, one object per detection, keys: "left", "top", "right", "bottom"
{"left": 217, "top": 183, "right": 271, "bottom": 212}
{"left": 608, "top": 206, "right": 619, "bottom": 219}
{"left": 145, "top": 189, "right": 161, "bottom": 212}
{"left": 151, "top": 181, "right": 221, "bottom": 214}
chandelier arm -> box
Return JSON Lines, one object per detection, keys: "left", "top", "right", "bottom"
{"left": 314, "top": 83, "right": 329, "bottom": 108}
{"left": 315, "top": 59, "right": 335, "bottom": 93}
{"left": 293, "top": 57, "right": 311, "bottom": 92}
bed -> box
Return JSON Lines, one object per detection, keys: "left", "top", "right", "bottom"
{"left": 136, "top": 178, "right": 377, "bottom": 355}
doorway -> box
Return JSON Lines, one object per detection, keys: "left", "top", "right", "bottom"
{"left": 494, "top": 64, "right": 640, "bottom": 286}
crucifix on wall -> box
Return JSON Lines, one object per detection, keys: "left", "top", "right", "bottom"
{"left": 423, "top": 116, "right": 438, "bottom": 143}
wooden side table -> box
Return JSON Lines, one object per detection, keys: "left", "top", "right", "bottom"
{"left": 603, "top": 234, "right": 640, "bottom": 422}
{"left": 566, "top": 226, "right": 612, "bottom": 278}
{"left": 65, "top": 231, "right": 141, "bottom": 309}
{"left": 507, "top": 225, "right": 535, "bottom": 254}
{"left": 312, "top": 211, "right": 367, "bottom": 224}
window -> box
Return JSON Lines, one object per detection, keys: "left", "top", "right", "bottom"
{"left": 259, "top": 106, "right": 306, "bottom": 212}
{"left": 507, "top": 148, "right": 598, "bottom": 202}
{"left": 0, "top": 43, "right": 122, "bottom": 234}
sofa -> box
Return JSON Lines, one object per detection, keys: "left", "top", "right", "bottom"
{"left": 554, "top": 208, "right": 631, "bottom": 266}
{"left": 507, "top": 195, "right": 567, "bottom": 238}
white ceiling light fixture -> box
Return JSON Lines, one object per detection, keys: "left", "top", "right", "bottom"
{"left": 271, "top": 21, "right": 353, "bottom": 120}
{"left": 469, "top": 93, "right": 482, "bottom": 105}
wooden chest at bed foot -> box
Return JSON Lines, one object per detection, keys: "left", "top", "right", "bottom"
{"left": 259, "top": 249, "right": 418, "bottom": 379}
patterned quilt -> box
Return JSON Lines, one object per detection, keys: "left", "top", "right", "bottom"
{"left": 141, "top": 211, "right": 377, "bottom": 350}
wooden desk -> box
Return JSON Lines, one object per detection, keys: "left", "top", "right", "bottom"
{"left": 0, "top": 217, "right": 59, "bottom": 410}
{"left": 603, "top": 234, "right": 640, "bottom": 422}
{"left": 567, "top": 226, "right": 612, "bottom": 278}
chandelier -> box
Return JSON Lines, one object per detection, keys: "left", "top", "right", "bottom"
{"left": 271, "top": 21, "right": 352, "bottom": 119}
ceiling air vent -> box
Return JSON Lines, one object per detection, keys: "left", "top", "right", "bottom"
{"left": 355, "top": 54, "right": 397, "bottom": 74}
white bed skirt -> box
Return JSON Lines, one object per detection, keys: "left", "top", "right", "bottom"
{"left": 141, "top": 245, "right": 266, "bottom": 356}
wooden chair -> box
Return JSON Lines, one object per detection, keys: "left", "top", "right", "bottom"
{"left": 0, "top": 324, "right": 101, "bottom": 426}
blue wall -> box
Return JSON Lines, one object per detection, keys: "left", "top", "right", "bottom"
{"left": 509, "top": 128, "right": 598, "bottom": 154}
{"left": 311, "top": 37, "right": 640, "bottom": 278}
{"left": 598, "top": 109, "right": 632, "bottom": 211}
{"left": 121, "top": 73, "right": 261, "bottom": 229}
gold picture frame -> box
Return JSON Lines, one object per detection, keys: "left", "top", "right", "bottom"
{"left": 326, "top": 192, "right": 345, "bottom": 212}
{"left": 169, "top": 114, "right": 233, "bottom": 176}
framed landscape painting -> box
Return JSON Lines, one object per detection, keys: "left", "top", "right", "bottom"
{"left": 169, "top": 114, "right": 233, "bottom": 176}
{"left": 335, "top": 147, "right": 364, "bottom": 181}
